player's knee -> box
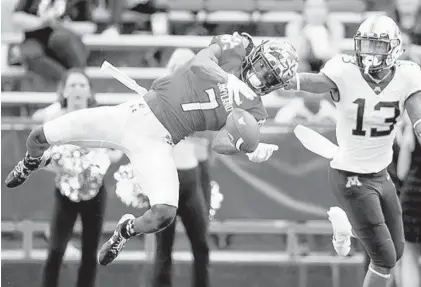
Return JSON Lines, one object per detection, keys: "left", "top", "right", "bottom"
{"left": 150, "top": 204, "right": 177, "bottom": 230}
{"left": 363, "top": 223, "right": 398, "bottom": 269}
{"left": 395, "top": 240, "right": 405, "bottom": 262}
{"left": 372, "top": 240, "right": 397, "bottom": 269}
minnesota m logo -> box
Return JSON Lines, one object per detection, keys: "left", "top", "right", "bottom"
{"left": 346, "top": 176, "right": 362, "bottom": 188}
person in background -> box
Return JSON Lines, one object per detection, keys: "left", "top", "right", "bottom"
{"left": 394, "top": 113, "right": 421, "bottom": 287}
{"left": 365, "top": 0, "right": 395, "bottom": 13}
{"left": 192, "top": 135, "right": 212, "bottom": 213}
{"left": 153, "top": 44, "right": 210, "bottom": 287}
{"left": 12, "top": 0, "right": 89, "bottom": 83}
{"left": 390, "top": 0, "right": 421, "bottom": 45}
{"left": 102, "top": 0, "right": 168, "bottom": 35}
{"left": 113, "top": 137, "right": 211, "bottom": 287}
{"left": 165, "top": 37, "right": 213, "bottom": 213}
{"left": 113, "top": 47, "right": 211, "bottom": 287}
{"left": 33, "top": 69, "right": 123, "bottom": 287}
{"left": 285, "top": 0, "right": 344, "bottom": 72}
{"left": 153, "top": 138, "right": 210, "bottom": 287}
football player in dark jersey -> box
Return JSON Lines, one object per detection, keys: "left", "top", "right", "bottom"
{"left": 5, "top": 32, "right": 299, "bottom": 266}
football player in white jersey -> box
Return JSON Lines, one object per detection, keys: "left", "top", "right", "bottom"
{"left": 284, "top": 15, "right": 421, "bottom": 287}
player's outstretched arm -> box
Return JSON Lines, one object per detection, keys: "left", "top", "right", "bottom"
{"left": 285, "top": 73, "right": 338, "bottom": 95}
{"left": 190, "top": 44, "right": 257, "bottom": 103}
{"left": 190, "top": 44, "right": 228, "bottom": 83}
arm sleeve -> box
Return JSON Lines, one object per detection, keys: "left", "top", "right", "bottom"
{"left": 210, "top": 33, "right": 246, "bottom": 58}
{"left": 167, "top": 48, "right": 196, "bottom": 73}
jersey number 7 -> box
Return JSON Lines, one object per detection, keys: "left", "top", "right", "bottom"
{"left": 181, "top": 88, "right": 220, "bottom": 111}
{"left": 352, "top": 98, "right": 400, "bottom": 137}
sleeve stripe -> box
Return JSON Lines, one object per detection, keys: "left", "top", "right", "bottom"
{"left": 235, "top": 138, "right": 244, "bottom": 150}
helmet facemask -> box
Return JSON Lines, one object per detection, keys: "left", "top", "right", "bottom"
{"left": 354, "top": 31, "right": 403, "bottom": 74}
{"left": 241, "top": 40, "right": 298, "bottom": 96}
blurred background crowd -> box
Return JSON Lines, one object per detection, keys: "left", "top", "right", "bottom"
{"left": 2, "top": 0, "right": 421, "bottom": 123}
{"left": 1, "top": 0, "right": 421, "bottom": 287}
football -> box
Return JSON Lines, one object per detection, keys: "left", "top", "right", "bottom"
{"left": 225, "top": 108, "right": 260, "bottom": 153}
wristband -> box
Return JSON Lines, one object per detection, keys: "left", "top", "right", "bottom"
{"left": 296, "top": 73, "right": 301, "bottom": 91}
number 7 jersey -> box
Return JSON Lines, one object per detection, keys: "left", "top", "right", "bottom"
{"left": 321, "top": 54, "right": 421, "bottom": 173}
{"left": 146, "top": 33, "right": 268, "bottom": 144}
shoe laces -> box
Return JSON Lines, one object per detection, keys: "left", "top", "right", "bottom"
{"left": 110, "top": 230, "right": 125, "bottom": 255}
{"left": 14, "top": 161, "right": 30, "bottom": 178}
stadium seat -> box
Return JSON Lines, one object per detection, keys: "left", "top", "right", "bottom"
{"left": 168, "top": 0, "right": 205, "bottom": 12}
{"left": 255, "top": 0, "right": 302, "bottom": 36}
{"left": 204, "top": 0, "right": 256, "bottom": 23}
{"left": 257, "top": 0, "right": 303, "bottom": 23}
{"left": 257, "top": 0, "right": 302, "bottom": 24}
{"left": 62, "top": 21, "right": 98, "bottom": 35}
{"left": 92, "top": 8, "right": 149, "bottom": 25}
{"left": 327, "top": 0, "right": 366, "bottom": 12}
{"left": 167, "top": 0, "right": 205, "bottom": 24}
{"left": 257, "top": 0, "right": 304, "bottom": 13}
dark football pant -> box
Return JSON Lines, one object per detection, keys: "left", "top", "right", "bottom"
{"left": 152, "top": 167, "right": 210, "bottom": 287}
{"left": 198, "top": 160, "right": 211, "bottom": 212}
{"left": 41, "top": 187, "right": 106, "bottom": 287}
{"left": 329, "top": 168, "right": 405, "bottom": 269}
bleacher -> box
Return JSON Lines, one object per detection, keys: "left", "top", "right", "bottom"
{"left": 2, "top": 1, "right": 421, "bottom": 286}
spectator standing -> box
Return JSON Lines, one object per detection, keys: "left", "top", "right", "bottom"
{"left": 390, "top": 0, "right": 421, "bottom": 45}
{"left": 192, "top": 135, "right": 212, "bottom": 213}
{"left": 152, "top": 138, "right": 210, "bottom": 287}
{"left": 153, "top": 43, "right": 210, "bottom": 287}
{"left": 113, "top": 48, "right": 211, "bottom": 287}
{"left": 33, "top": 69, "right": 123, "bottom": 287}
{"left": 12, "top": 0, "right": 90, "bottom": 83}
{"left": 113, "top": 138, "right": 211, "bottom": 287}
{"left": 394, "top": 114, "right": 421, "bottom": 287}
{"left": 285, "top": 0, "right": 344, "bottom": 72}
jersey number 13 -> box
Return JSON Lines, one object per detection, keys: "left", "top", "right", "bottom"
{"left": 352, "top": 98, "right": 400, "bottom": 137}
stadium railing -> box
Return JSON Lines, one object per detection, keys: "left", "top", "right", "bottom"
{"left": 1, "top": 91, "right": 284, "bottom": 107}
{"left": 2, "top": 34, "right": 420, "bottom": 80}
{"left": 0, "top": 34, "right": 349, "bottom": 80}
{"left": 0, "top": 33, "right": 354, "bottom": 50}
{"left": 1, "top": 66, "right": 167, "bottom": 81}
{"left": 1, "top": 219, "right": 363, "bottom": 287}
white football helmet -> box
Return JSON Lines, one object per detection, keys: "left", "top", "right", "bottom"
{"left": 354, "top": 15, "right": 403, "bottom": 73}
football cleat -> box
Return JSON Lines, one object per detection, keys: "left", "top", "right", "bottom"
{"left": 5, "top": 151, "right": 51, "bottom": 188}
{"left": 327, "top": 206, "right": 353, "bottom": 256}
{"left": 98, "top": 214, "right": 135, "bottom": 266}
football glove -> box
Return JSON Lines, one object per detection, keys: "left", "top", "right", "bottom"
{"left": 226, "top": 74, "right": 258, "bottom": 105}
{"left": 246, "top": 143, "right": 278, "bottom": 163}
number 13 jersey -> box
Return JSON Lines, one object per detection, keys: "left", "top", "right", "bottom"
{"left": 321, "top": 54, "right": 421, "bottom": 173}
{"left": 146, "top": 33, "right": 268, "bottom": 144}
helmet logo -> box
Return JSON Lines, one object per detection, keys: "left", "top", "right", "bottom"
{"left": 265, "top": 45, "right": 298, "bottom": 80}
